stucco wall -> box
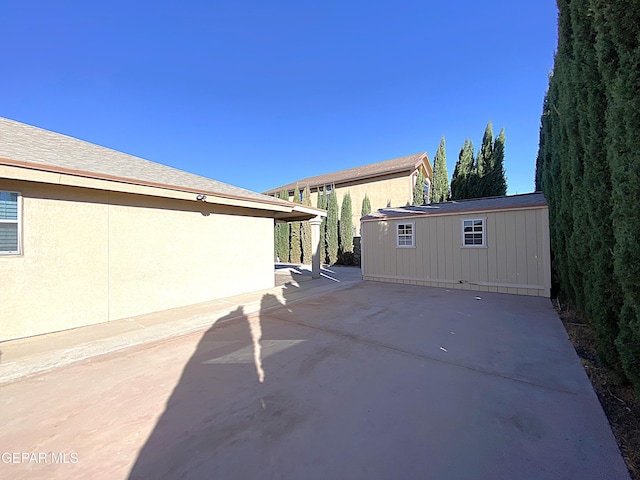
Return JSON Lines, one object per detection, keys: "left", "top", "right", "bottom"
{"left": 284, "top": 173, "right": 416, "bottom": 237}
{"left": 0, "top": 179, "right": 274, "bottom": 341}
{"left": 361, "top": 207, "right": 551, "bottom": 297}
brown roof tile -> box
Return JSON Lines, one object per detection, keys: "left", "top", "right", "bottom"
{"left": 0, "top": 117, "right": 283, "bottom": 204}
{"left": 264, "top": 152, "right": 430, "bottom": 194}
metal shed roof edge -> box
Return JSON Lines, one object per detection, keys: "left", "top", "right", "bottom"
{"left": 361, "top": 192, "right": 547, "bottom": 222}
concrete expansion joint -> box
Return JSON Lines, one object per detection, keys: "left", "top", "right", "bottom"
{"left": 269, "top": 314, "right": 581, "bottom": 397}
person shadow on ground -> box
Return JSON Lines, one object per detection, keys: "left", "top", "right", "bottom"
{"left": 127, "top": 289, "right": 294, "bottom": 479}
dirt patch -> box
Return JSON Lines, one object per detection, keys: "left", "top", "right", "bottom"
{"left": 556, "top": 300, "right": 640, "bottom": 480}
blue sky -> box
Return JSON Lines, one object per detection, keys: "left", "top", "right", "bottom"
{"left": 1, "top": 1, "right": 557, "bottom": 196}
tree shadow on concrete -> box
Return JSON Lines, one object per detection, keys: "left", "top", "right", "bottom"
{"left": 127, "top": 287, "right": 301, "bottom": 479}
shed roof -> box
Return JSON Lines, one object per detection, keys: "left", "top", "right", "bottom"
{"left": 264, "top": 152, "right": 430, "bottom": 195}
{"left": 362, "top": 192, "right": 547, "bottom": 221}
{"left": 0, "top": 117, "right": 324, "bottom": 220}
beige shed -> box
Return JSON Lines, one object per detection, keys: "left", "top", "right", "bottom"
{"left": 360, "top": 193, "right": 551, "bottom": 297}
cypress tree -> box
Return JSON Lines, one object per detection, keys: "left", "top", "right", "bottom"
{"left": 326, "top": 185, "right": 339, "bottom": 265}
{"left": 450, "top": 139, "right": 474, "bottom": 200}
{"left": 565, "top": 0, "right": 603, "bottom": 329}
{"left": 301, "top": 185, "right": 312, "bottom": 264}
{"left": 277, "top": 189, "right": 290, "bottom": 262}
{"left": 490, "top": 128, "right": 507, "bottom": 196}
{"left": 554, "top": 0, "right": 579, "bottom": 306}
{"left": 472, "top": 121, "right": 494, "bottom": 198}
{"left": 431, "top": 137, "right": 449, "bottom": 203}
{"left": 290, "top": 185, "right": 302, "bottom": 264}
{"left": 585, "top": 113, "right": 621, "bottom": 374}
{"left": 317, "top": 187, "right": 327, "bottom": 265}
{"left": 361, "top": 193, "right": 371, "bottom": 217}
{"left": 594, "top": 0, "right": 640, "bottom": 390}
{"left": 413, "top": 171, "right": 425, "bottom": 205}
{"left": 536, "top": 77, "right": 559, "bottom": 195}
{"left": 273, "top": 194, "right": 280, "bottom": 261}
{"left": 340, "top": 192, "right": 354, "bottom": 253}
{"left": 536, "top": 0, "right": 640, "bottom": 391}
{"left": 537, "top": 75, "right": 565, "bottom": 297}
{"left": 535, "top": 81, "right": 552, "bottom": 192}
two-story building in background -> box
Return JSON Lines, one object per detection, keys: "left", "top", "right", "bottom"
{"left": 264, "top": 152, "right": 433, "bottom": 236}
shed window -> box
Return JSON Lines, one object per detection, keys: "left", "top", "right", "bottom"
{"left": 462, "top": 218, "right": 485, "bottom": 247}
{"left": 397, "top": 222, "right": 414, "bottom": 247}
{"left": 0, "top": 191, "right": 21, "bottom": 254}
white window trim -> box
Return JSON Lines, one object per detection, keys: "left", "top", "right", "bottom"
{"left": 396, "top": 222, "right": 415, "bottom": 248}
{"left": 461, "top": 217, "right": 486, "bottom": 248}
{"left": 0, "top": 190, "right": 21, "bottom": 255}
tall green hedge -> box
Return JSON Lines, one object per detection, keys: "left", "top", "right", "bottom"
{"left": 431, "top": 137, "right": 449, "bottom": 203}
{"left": 340, "top": 192, "right": 353, "bottom": 253}
{"left": 301, "top": 185, "right": 312, "bottom": 264}
{"left": 317, "top": 187, "right": 327, "bottom": 264}
{"left": 273, "top": 194, "right": 280, "bottom": 261}
{"left": 276, "top": 189, "right": 290, "bottom": 262}
{"left": 361, "top": 193, "right": 371, "bottom": 217}
{"left": 536, "top": 0, "right": 640, "bottom": 393}
{"left": 290, "top": 185, "right": 302, "bottom": 264}
{"left": 451, "top": 140, "right": 474, "bottom": 200}
{"left": 489, "top": 128, "right": 507, "bottom": 197}
{"left": 451, "top": 122, "right": 507, "bottom": 200}
{"left": 326, "top": 184, "right": 339, "bottom": 265}
{"left": 472, "top": 122, "right": 494, "bottom": 198}
{"left": 413, "top": 171, "right": 425, "bottom": 205}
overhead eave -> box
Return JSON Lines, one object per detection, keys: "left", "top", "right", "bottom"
{"left": 0, "top": 159, "right": 325, "bottom": 220}
{"left": 274, "top": 204, "right": 327, "bottom": 222}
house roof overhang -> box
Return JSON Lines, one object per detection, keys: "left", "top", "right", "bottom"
{"left": 0, "top": 159, "right": 326, "bottom": 222}
{"left": 264, "top": 152, "right": 431, "bottom": 195}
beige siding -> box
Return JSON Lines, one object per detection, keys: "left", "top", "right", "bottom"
{"left": 313, "top": 174, "right": 411, "bottom": 237}
{"left": 0, "top": 179, "right": 275, "bottom": 341}
{"left": 362, "top": 206, "right": 551, "bottom": 297}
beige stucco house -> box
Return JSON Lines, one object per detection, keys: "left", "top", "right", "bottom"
{"left": 0, "top": 117, "right": 325, "bottom": 341}
{"left": 361, "top": 193, "right": 551, "bottom": 297}
{"left": 264, "top": 152, "right": 432, "bottom": 236}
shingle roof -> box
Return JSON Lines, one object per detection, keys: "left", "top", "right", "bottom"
{"left": 362, "top": 192, "right": 547, "bottom": 220}
{"left": 264, "top": 152, "right": 429, "bottom": 195}
{"left": 0, "top": 117, "right": 282, "bottom": 204}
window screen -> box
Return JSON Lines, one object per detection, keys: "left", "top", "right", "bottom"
{"left": 462, "top": 218, "right": 484, "bottom": 246}
{"left": 397, "top": 223, "right": 414, "bottom": 247}
{"left": 0, "top": 191, "right": 20, "bottom": 254}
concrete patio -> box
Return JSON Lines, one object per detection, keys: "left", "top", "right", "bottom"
{"left": 0, "top": 270, "right": 630, "bottom": 479}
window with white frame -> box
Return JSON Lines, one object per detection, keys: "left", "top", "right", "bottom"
{"left": 462, "top": 218, "right": 485, "bottom": 247}
{"left": 0, "top": 191, "right": 21, "bottom": 254}
{"left": 396, "top": 222, "right": 414, "bottom": 247}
